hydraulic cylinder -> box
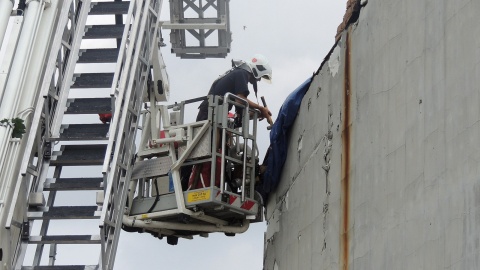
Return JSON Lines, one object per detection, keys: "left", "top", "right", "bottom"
{"left": 0, "top": 0, "right": 14, "bottom": 50}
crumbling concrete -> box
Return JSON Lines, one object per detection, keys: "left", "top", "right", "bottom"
{"left": 336, "top": 0, "right": 361, "bottom": 42}
{"left": 264, "top": 0, "right": 480, "bottom": 269}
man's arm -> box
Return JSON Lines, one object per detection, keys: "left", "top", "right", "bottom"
{"left": 237, "top": 93, "right": 272, "bottom": 121}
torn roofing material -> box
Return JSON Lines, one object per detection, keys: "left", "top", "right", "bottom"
{"left": 316, "top": 0, "right": 365, "bottom": 78}
{"left": 262, "top": 77, "right": 313, "bottom": 200}
{"left": 336, "top": 0, "right": 361, "bottom": 42}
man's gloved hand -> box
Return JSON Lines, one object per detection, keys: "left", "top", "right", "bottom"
{"left": 258, "top": 106, "right": 270, "bottom": 120}
{"left": 259, "top": 106, "right": 273, "bottom": 126}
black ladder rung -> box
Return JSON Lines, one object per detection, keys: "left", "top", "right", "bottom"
{"left": 28, "top": 206, "right": 100, "bottom": 220}
{"left": 84, "top": 24, "right": 124, "bottom": 39}
{"left": 90, "top": 1, "right": 129, "bottom": 15}
{"left": 59, "top": 124, "right": 109, "bottom": 141}
{"left": 66, "top": 98, "right": 111, "bottom": 114}
{"left": 50, "top": 144, "right": 107, "bottom": 166}
{"left": 22, "top": 266, "right": 99, "bottom": 270}
{"left": 71, "top": 73, "right": 114, "bottom": 88}
{"left": 44, "top": 177, "right": 103, "bottom": 191}
{"left": 28, "top": 235, "right": 101, "bottom": 244}
{"left": 78, "top": 48, "right": 119, "bottom": 63}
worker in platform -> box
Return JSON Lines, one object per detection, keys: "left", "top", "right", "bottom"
{"left": 195, "top": 54, "right": 273, "bottom": 122}
{"left": 183, "top": 54, "right": 273, "bottom": 190}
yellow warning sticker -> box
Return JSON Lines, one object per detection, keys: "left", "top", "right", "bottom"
{"left": 187, "top": 190, "right": 211, "bottom": 203}
{"left": 141, "top": 214, "right": 148, "bottom": 219}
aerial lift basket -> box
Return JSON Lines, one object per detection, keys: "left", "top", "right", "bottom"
{"left": 123, "top": 94, "right": 264, "bottom": 244}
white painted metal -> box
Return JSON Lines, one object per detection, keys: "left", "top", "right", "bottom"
{"left": 2, "top": 0, "right": 57, "bottom": 261}
{"left": 150, "top": 45, "right": 170, "bottom": 102}
{"left": 3, "top": 0, "right": 59, "bottom": 228}
{"left": 100, "top": 0, "right": 149, "bottom": 242}
{"left": 0, "top": 2, "right": 52, "bottom": 267}
{"left": 100, "top": 1, "right": 166, "bottom": 268}
{"left": 0, "top": 0, "right": 46, "bottom": 182}
{"left": 123, "top": 215, "right": 250, "bottom": 234}
{"left": 167, "top": 0, "right": 231, "bottom": 58}
{"left": 0, "top": 0, "right": 14, "bottom": 50}
{"left": 0, "top": 139, "right": 20, "bottom": 270}
{"left": 169, "top": 121, "right": 210, "bottom": 170}
{"left": 7, "top": 0, "right": 102, "bottom": 268}
{"left": 0, "top": 16, "right": 21, "bottom": 132}
{"left": 124, "top": 93, "right": 261, "bottom": 238}
{"left": 49, "top": 0, "right": 91, "bottom": 138}
{"left": 17, "top": 0, "right": 57, "bottom": 126}
{"left": 107, "top": 0, "right": 137, "bottom": 99}
{"left": 17, "top": 0, "right": 72, "bottom": 177}
{"left": 161, "top": 22, "right": 226, "bottom": 30}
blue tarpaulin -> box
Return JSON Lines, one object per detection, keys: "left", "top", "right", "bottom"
{"left": 262, "top": 77, "right": 313, "bottom": 199}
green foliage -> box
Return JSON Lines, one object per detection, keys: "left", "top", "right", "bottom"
{"left": 0, "top": 118, "right": 26, "bottom": 138}
{"left": 11, "top": 118, "right": 26, "bottom": 138}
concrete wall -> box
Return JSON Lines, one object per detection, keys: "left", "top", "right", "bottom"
{"left": 263, "top": 1, "right": 480, "bottom": 269}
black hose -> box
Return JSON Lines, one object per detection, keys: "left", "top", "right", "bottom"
{"left": 147, "top": 179, "right": 160, "bottom": 213}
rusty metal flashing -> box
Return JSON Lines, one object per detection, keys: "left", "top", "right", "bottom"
{"left": 340, "top": 29, "right": 352, "bottom": 270}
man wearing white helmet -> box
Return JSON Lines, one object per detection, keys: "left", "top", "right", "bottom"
{"left": 196, "top": 54, "right": 273, "bottom": 122}
{"left": 182, "top": 54, "right": 273, "bottom": 191}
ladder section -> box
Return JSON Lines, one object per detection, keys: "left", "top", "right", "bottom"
{"left": 15, "top": 1, "right": 129, "bottom": 269}
{"left": 99, "top": 0, "right": 164, "bottom": 269}
{"left": 164, "top": 0, "right": 232, "bottom": 59}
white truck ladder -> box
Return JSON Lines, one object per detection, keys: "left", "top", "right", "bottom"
{"left": 6, "top": 0, "right": 161, "bottom": 269}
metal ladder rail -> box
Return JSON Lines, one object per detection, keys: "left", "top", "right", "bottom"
{"left": 49, "top": 0, "right": 92, "bottom": 138}
{"left": 12, "top": 1, "right": 130, "bottom": 268}
{"left": 100, "top": 1, "right": 163, "bottom": 268}
{"left": 7, "top": 0, "right": 81, "bottom": 268}
{"left": 101, "top": 1, "right": 158, "bottom": 266}
{"left": 23, "top": 1, "right": 93, "bottom": 267}
{"left": 98, "top": 0, "right": 145, "bottom": 267}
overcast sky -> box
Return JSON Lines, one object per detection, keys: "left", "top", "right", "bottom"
{"left": 115, "top": 1, "right": 345, "bottom": 269}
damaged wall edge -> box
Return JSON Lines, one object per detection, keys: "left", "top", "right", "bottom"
{"left": 316, "top": 0, "right": 366, "bottom": 76}
{"left": 263, "top": 4, "right": 366, "bottom": 268}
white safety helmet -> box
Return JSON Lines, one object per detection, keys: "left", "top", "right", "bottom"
{"left": 247, "top": 54, "right": 272, "bottom": 83}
